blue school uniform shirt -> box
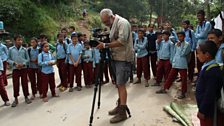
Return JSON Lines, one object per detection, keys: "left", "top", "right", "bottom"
{"left": 93, "top": 48, "right": 100, "bottom": 64}
{"left": 183, "top": 29, "right": 197, "bottom": 51}
{"left": 195, "top": 21, "right": 212, "bottom": 47}
{"left": 132, "top": 31, "right": 138, "bottom": 43}
{"left": 38, "top": 51, "right": 55, "bottom": 74}
{"left": 8, "top": 46, "right": 30, "bottom": 70}
{"left": 56, "top": 41, "right": 68, "bottom": 60}
{"left": 171, "top": 42, "right": 191, "bottom": 69}
{"left": 156, "top": 39, "right": 173, "bottom": 60}
{"left": 169, "top": 29, "right": 178, "bottom": 43}
{"left": 0, "top": 42, "right": 8, "bottom": 61}
{"left": 134, "top": 37, "right": 148, "bottom": 58}
{"left": 82, "top": 48, "right": 93, "bottom": 62}
{"left": 29, "top": 47, "right": 40, "bottom": 69}
{"left": 67, "top": 43, "right": 83, "bottom": 64}
{"left": 215, "top": 43, "right": 224, "bottom": 64}
{"left": 196, "top": 59, "right": 223, "bottom": 117}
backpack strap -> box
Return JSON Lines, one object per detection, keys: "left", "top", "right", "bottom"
{"left": 28, "top": 48, "right": 31, "bottom": 60}
{"left": 205, "top": 63, "right": 219, "bottom": 71}
{"left": 189, "top": 29, "right": 192, "bottom": 39}
{"left": 66, "top": 38, "right": 70, "bottom": 44}
{"left": 56, "top": 42, "right": 66, "bottom": 54}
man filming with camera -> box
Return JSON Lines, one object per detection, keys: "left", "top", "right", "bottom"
{"left": 97, "top": 8, "right": 134, "bottom": 123}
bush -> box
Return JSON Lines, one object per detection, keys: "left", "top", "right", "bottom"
{"left": 88, "top": 15, "right": 102, "bottom": 29}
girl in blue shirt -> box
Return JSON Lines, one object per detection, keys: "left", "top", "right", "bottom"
{"left": 0, "top": 56, "right": 10, "bottom": 106}
{"left": 82, "top": 42, "right": 93, "bottom": 88}
{"left": 28, "top": 37, "right": 41, "bottom": 100}
{"left": 56, "top": 33, "right": 69, "bottom": 92}
{"left": 0, "top": 41, "right": 8, "bottom": 86}
{"left": 38, "top": 42, "right": 59, "bottom": 102}
{"left": 67, "top": 34, "right": 82, "bottom": 92}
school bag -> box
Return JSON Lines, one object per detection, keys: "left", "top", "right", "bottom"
{"left": 205, "top": 63, "right": 224, "bottom": 113}
{"left": 56, "top": 42, "right": 66, "bottom": 53}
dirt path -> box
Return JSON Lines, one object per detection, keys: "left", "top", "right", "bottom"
{"left": 0, "top": 67, "right": 181, "bottom": 126}
{"left": 77, "top": 19, "right": 91, "bottom": 38}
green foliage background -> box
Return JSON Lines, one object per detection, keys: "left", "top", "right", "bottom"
{"left": 0, "top": 0, "right": 223, "bottom": 42}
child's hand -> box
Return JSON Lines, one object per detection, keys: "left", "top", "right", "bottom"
{"left": 73, "top": 62, "right": 78, "bottom": 67}
{"left": 48, "top": 61, "right": 54, "bottom": 65}
{"left": 31, "top": 59, "right": 38, "bottom": 64}
{"left": 176, "top": 41, "right": 181, "bottom": 47}
{"left": 16, "top": 64, "right": 24, "bottom": 69}
{"left": 197, "top": 112, "right": 205, "bottom": 119}
{"left": 157, "top": 38, "right": 162, "bottom": 43}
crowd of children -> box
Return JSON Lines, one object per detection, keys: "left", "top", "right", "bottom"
{"left": 0, "top": 9, "right": 223, "bottom": 126}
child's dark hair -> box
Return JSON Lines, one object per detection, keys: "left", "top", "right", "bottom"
{"left": 182, "top": 20, "right": 190, "bottom": 25}
{"left": 197, "top": 10, "right": 205, "bottom": 16}
{"left": 61, "top": 27, "right": 67, "bottom": 32}
{"left": 162, "top": 30, "right": 171, "bottom": 36}
{"left": 138, "top": 29, "right": 145, "bottom": 34}
{"left": 39, "top": 33, "right": 48, "bottom": 39}
{"left": 71, "top": 33, "right": 78, "bottom": 39}
{"left": 156, "top": 32, "right": 162, "bottom": 36}
{"left": 199, "top": 40, "right": 218, "bottom": 58}
{"left": 57, "top": 32, "right": 64, "bottom": 38}
{"left": 41, "top": 42, "right": 48, "bottom": 50}
{"left": 148, "top": 24, "right": 155, "bottom": 28}
{"left": 14, "top": 34, "right": 23, "bottom": 41}
{"left": 69, "top": 26, "right": 76, "bottom": 31}
{"left": 208, "top": 29, "right": 223, "bottom": 38}
{"left": 177, "top": 31, "right": 185, "bottom": 37}
{"left": 30, "top": 37, "right": 38, "bottom": 43}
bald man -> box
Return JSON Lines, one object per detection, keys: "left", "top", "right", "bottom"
{"left": 97, "top": 8, "right": 134, "bottom": 123}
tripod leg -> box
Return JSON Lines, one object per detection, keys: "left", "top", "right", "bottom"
{"left": 98, "top": 79, "right": 101, "bottom": 109}
{"left": 89, "top": 82, "right": 98, "bottom": 126}
{"left": 89, "top": 57, "right": 105, "bottom": 126}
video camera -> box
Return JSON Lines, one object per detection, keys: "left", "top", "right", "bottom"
{"left": 89, "top": 28, "right": 110, "bottom": 47}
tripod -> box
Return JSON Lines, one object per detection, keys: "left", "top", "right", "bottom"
{"left": 89, "top": 47, "right": 131, "bottom": 126}
{"left": 89, "top": 47, "right": 115, "bottom": 126}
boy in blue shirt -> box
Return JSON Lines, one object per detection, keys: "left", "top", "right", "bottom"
{"left": 38, "top": 42, "right": 59, "bottom": 102}
{"left": 182, "top": 20, "right": 197, "bottom": 82}
{"left": 0, "top": 40, "right": 8, "bottom": 86}
{"left": 156, "top": 32, "right": 191, "bottom": 99}
{"left": 82, "top": 42, "right": 93, "bottom": 88}
{"left": 147, "top": 24, "right": 157, "bottom": 78}
{"left": 154, "top": 31, "right": 173, "bottom": 86}
{"left": 195, "top": 40, "right": 224, "bottom": 126}
{"left": 0, "top": 56, "right": 10, "bottom": 106}
{"left": 134, "top": 30, "right": 150, "bottom": 87}
{"left": 67, "top": 33, "right": 82, "bottom": 92}
{"left": 195, "top": 10, "right": 212, "bottom": 72}
{"left": 207, "top": 29, "right": 224, "bottom": 64}
{"left": 8, "top": 35, "right": 32, "bottom": 107}
{"left": 56, "top": 33, "right": 69, "bottom": 92}
{"left": 28, "top": 37, "right": 41, "bottom": 99}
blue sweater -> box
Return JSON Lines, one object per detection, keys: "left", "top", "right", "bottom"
{"left": 196, "top": 62, "right": 223, "bottom": 117}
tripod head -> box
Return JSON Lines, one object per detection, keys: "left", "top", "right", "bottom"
{"left": 89, "top": 28, "right": 110, "bottom": 48}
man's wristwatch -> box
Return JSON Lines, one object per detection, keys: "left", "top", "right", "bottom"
{"left": 105, "top": 43, "right": 109, "bottom": 48}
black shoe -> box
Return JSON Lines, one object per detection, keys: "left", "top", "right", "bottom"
{"left": 177, "top": 94, "right": 186, "bottom": 99}
{"left": 156, "top": 89, "right": 167, "bottom": 94}
{"left": 151, "top": 82, "right": 160, "bottom": 86}
{"left": 11, "top": 100, "right": 18, "bottom": 107}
